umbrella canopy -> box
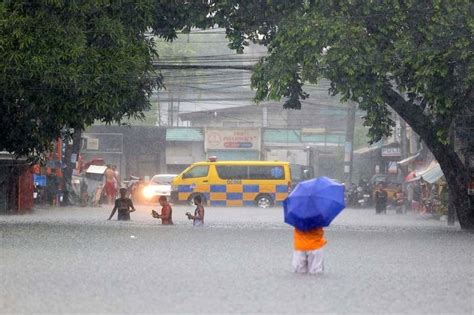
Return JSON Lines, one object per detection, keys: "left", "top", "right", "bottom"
{"left": 404, "top": 171, "right": 416, "bottom": 182}
{"left": 284, "top": 177, "right": 345, "bottom": 231}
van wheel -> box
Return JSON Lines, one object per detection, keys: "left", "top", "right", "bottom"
{"left": 256, "top": 194, "right": 273, "bottom": 208}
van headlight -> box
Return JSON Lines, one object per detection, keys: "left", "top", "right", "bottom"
{"left": 171, "top": 185, "right": 178, "bottom": 191}
{"left": 143, "top": 186, "right": 154, "bottom": 199}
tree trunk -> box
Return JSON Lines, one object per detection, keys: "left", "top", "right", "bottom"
{"left": 432, "top": 147, "right": 473, "bottom": 229}
{"left": 382, "top": 88, "right": 474, "bottom": 229}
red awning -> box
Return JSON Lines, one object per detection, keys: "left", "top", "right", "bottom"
{"left": 405, "top": 171, "right": 416, "bottom": 182}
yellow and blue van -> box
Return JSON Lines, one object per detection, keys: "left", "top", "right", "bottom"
{"left": 171, "top": 160, "right": 291, "bottom": 208}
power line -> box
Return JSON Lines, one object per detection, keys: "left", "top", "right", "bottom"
{"left": 154, "top": 64, "right": 254, "bottom": 70}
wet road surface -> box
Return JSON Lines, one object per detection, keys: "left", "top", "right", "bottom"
{"left": 1, "top": 205, "right": 473, "bottom": 314}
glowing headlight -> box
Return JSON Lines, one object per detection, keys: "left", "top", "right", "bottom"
{"left": 143, "top": 186, "right": 154, "bottom": 199}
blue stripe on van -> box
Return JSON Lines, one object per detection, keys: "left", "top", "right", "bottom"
{"left": 244, "top": 200, "right": 256, "bottom": 207}
{"left": 276, "top": 185, "right": 288, "bottom": 193}
{"left": 210, "top": 185, "right": 226, "bottom": 192}
{"left": 227, "top": 193, "right": 243, "bottom": 200}
{"left": 243, "top": 185, "right": 259, "bottom": 193}
{"left": 178, "top": 185, "right": 193, "bottom": 193}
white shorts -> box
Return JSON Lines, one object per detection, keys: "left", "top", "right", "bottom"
{"left": 292, "top": 249, "right": 324, "bottom": 274}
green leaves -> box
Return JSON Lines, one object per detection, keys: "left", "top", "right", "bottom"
{"left": 220, "top": 0, "right": 473, "bottom": 146}
{"left": 0, "top": 0, "right": 161, "bottom": 158}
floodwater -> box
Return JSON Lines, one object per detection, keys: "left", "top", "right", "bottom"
{"left": 1, "top": 205, "right": 473, "bottom": 314}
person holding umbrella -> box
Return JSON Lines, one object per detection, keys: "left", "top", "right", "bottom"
{"left": 293, "top": 227, "right": 327, "bottom": 274}
{"left": 284, "top": 177, "right": 345, "bottom": 275}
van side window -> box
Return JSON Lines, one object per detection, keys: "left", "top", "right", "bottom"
{"left": 182, "top": 166, "right": 209, "bottom": 179}
{"left": 216, "top": 165, "right": 284, "bottom": 180}
{"left": 216, "top": 166, "right": 248, "bottom": 179}
{"left": 248, "top": 166, "right": 284, "bottom": 180}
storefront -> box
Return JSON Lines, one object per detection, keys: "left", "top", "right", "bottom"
{"left": 0, "top": 152, "right": 34, "bottom": 213}
{"left": 166, "top": 128, "right": 205, "bottom": 173}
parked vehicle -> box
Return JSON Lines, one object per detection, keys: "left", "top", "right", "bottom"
{"left": 346, "top": 183, "right": 372, "bottom": 208}
{"left": 171, "top": 158, "right": 291, "bottom": 208}
{"left": 143, "top": 174, "right": 177, "bottom": 203}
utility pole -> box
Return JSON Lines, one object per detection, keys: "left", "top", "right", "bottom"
{"left": 344, "top": 103, "right": 356, "bottom": 184}
{"left": 400, "top": 119, "right": 408, "bottom": 160}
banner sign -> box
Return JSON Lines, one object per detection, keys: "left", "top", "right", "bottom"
{"left": 381, "top": 147, "right": 401, "bottom": 157}
{"left": 205, "top": 128, "right": 261, "bottom": 151}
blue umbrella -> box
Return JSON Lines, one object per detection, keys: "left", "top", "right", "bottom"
{"left": 284, "top": 177, "right": 345, "bottom": 231}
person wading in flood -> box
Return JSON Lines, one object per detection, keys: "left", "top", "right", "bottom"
{"left": 108, "top": 188, "right": 136, "bottom": 221}
{"left": 151, "top": 196, "right": 173, "bottom": 225}
{"left": 186, "top": 195, "right": 205, "bottom": 226}
{"left": 374, "top": 184, "right": 388, "bottom": 214}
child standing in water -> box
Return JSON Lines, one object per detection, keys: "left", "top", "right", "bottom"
{"left": 292, "top": 227, "right": 326, "bottom": 274}
{"left": 186, "top": 195, "right": 205, "bottom": 226}
{"left": 108, "top": 188, "right": 136, "bottom": 221}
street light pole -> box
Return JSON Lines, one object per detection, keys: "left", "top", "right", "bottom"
{"left": 344, "top": 103, "right": 356, "bottom": 185}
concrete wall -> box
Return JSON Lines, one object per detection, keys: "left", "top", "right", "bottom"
{"left": 166, "top": 141, "right": 205, "bottom": 173}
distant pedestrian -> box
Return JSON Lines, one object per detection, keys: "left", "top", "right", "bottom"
{"left": 395, "top": 187, "right": 405, "bottom": 214}
{"left": 152, "top": 196, "right": 173, "bottom": 225}
{"left": 105, "top": 165, "right": 118, "bottom": 205}
{"left": 412, "top": 181, "right": 422, "bottom": 212}
{"left": 292, "top": 227, "right": 326, "bottom": 274}
{"left": 108, "top": 188, "right": 136, "bottom": 221}
{"left": 406, "top": 182, "right": 414, "bottom": 212}
{"left": 420, "top": 178, "right": 430, "bottom": 214}
{"left": 374, "top": 184, "right": 388, "bottom": 214}
{"left": 186, "top": 195, "right": 205, "bottom": 226}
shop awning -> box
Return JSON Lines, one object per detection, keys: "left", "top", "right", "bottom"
{"left": 353, "top": 145, "right": 381, "bottom": 156}
{"left": 411, "top": 162, "right": 444, "bottom": 184}
{"left": 166, "top": 128, "right": 203, "bottom": 142}
{"left": 397, "top": 153, "right": 420, "bottom": 166}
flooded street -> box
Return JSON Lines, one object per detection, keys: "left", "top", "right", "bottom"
{"left": 1, "top": 206, "right": 473, "bottom": 314}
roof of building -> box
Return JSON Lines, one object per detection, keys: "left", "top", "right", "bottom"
{"left": 0, "top": 151, "right": 27, "bottom": 162}
{"left": 179, "top": 103, "right": 278, "bottom": 120}
{"left": 263, "top": 129, "right": 345, "bottom": 144}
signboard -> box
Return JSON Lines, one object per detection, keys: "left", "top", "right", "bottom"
{"left": 381, "top": 147, "right": 401, "bottom": 157}
{"left": 87, "top": 138, "right": 99, "bottom": 151}
{"left": 205, "top": 128, "right": 261, "bottom": 151}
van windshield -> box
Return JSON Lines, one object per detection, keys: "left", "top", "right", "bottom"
{"left": 183, "top": 166, "right": 209, "bottom": 179}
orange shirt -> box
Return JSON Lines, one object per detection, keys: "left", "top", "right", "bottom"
{"left": 294, "top": 228, "right": 327, "bottom": 251}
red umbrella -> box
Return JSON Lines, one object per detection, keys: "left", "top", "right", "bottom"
{"left": 405, "top": 171, "right": 416, "bottom": 182}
